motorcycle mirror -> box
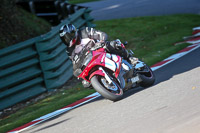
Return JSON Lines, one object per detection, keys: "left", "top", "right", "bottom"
{"left": 124, "top": 41, "right": 128, "bottom": 45}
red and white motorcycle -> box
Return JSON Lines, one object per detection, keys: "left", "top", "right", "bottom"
{"left": 73, "top": 40, "right": 155, "bottom": 101}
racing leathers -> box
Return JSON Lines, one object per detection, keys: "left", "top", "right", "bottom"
{"left": 68, "top": 27, "right": 130, "bottom": 68}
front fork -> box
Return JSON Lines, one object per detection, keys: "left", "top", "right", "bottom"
{"left": 99, "top": 67, "right": 120, "bottom": 91}
{"left": 99, "top": 67, "right": 113, "bottom": 84}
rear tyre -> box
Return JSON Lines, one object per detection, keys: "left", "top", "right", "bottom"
{"left": 91, "top": 75, "right": 123, "bottom": 101}
{"left": 138, "top": 65, "right": 155, "bottom": 87}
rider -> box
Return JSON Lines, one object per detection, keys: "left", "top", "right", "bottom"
{"left": 59, "top": 24, "right": 136, "bottom": 61}
{"left": 59, "top": 24, "right": 137, "bottom": 86}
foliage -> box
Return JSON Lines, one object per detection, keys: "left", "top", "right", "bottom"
{"left": 0, "top": 0, "right": 51, "bottom": 49}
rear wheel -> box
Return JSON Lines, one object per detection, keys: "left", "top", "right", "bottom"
{"left": 138, "top": 65, "right": 155, "bottom": 87}
{"left": 91, "top": 75, "right": 123, "bottom": 101}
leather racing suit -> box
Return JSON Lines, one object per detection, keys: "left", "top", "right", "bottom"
{"left": 68, "top": 27, "right": 129, "bottom": 72}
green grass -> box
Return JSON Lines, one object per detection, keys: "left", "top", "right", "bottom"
{"left": 95, "top": 14, "right": 200, "bottom": 66}
{"left": 1, "top": 14, "right": 200, "bottom": 133}
{"left": 0, "top": 83, "right": 95, "bottom": 133}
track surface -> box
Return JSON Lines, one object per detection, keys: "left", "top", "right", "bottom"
{"left": 79, "top": 0, "right": 200, "bottom": 20}
{"left": 24, "top": 46, "right": 200, "bottom": 133}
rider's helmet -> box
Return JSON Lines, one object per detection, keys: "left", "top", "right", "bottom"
{"left": 59, "top": 24, "right": 79, "bottom": 47}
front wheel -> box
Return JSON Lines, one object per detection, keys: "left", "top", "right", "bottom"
{"left": 91, "top": 75, "right": 123, "bottom": 101}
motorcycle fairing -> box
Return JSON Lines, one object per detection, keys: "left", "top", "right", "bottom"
{"left": 78, "top": 48, "right": 122, "bottom": 82}
{"left": 104, "top": 56, "right": 116, "bottom": 72}
{"left": 116, "top": 59, "right": 134, "bottom": 89}
{"left": 105, "top": 53, "right": 122, "bottom": 77}
{"left": 89, "top": 70, "right": 105, "bottom": 80}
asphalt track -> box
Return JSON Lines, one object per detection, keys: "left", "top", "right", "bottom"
{"left": 79, "top": 0, "right": 200, "bottom": 20}
{"left": 22, "top": 44, "right": 200, "bottom": 133}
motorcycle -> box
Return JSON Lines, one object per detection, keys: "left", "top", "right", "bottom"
{"left": 73, "top": 40, "right": 155, "bottom": 101}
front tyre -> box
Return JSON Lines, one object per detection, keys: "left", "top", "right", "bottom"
{"left": 138, "top": 65, "right": 155, "bottom": 87}
{"left": 91, "top": 75, "right": 123, "bottom": 101}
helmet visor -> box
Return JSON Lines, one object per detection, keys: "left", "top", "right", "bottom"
{"left": 63, "top": 32, "right": 72, "bottom": 44}
{"left": 64, "top": 30, "right": 77, "bottom": 42}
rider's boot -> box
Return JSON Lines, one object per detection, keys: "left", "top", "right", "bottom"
{"left": 129, "top": 56, "right": 138, "bottom": 66}
{"left": 116, "top": 40, "right": 139, "bottom": 66}
{"left": 107, "top": 39, "right": 139, "bottom": 66}
{"left": 125, "top": 50, "right": 138, "bottom": 66}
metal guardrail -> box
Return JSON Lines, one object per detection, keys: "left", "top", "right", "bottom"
{"left": 0, "top": 8, "right": 95, "bottom": 111}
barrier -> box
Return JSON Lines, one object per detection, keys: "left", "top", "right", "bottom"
{"left": 0, "top": 37, "right": 46, "bottom": 111}
{"left": 17, "top": 0, "right": 89, "bottom": 25}
{"left": 0, "top": 8, "right": 95, "bottom": 111}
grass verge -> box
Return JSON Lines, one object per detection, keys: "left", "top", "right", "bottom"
{"left": 95, "top": 14, "right": 200, "bottom": 66}
{"left": 1, "top": 14, "right": 200, "bottom": 132}
{"left": 0, "top": 83, "right": 95, "bottom": 133}
{"left": 0, "top": 2, "right": 51, "bottom": 49}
